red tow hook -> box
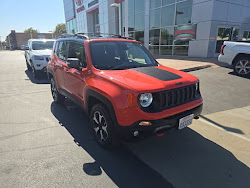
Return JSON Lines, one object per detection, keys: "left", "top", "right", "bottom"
{"left": 194, "top": 116, "right": 200, "bottom": 120}
{"left": 156, "top": 132, "right": 164, "bottom": 137}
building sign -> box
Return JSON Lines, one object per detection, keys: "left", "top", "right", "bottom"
{"left": 75, "top": 0, "right": 85, "bottom": 13}
{"left": 88, "top": 0, "right": 98, "bottom": 8}
{"left": 174, "top": 23, "right": 197, "bottom": 40}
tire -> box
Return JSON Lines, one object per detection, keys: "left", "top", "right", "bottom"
{"left": 233, "top": 56, "right": 250, "bottom": 77}
{"left": 25, "top": 58, "right": 31, "bottom": 70}
{"left": 50, "top": 77, "right": 65, "bottom": 104}
{"left": 90, "top": 104, "right": 119, "bottom": 148}
{"left": 31, "top": 64, "right": 39, "bottom": 79}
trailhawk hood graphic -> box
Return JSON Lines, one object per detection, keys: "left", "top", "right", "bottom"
{"left": 131, "top": 67, "right": 182, "bottom": 81}
{"left": 99, "top": 66, "right": 198, "bottom": 91}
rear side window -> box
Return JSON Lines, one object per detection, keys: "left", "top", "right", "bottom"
{"left": 57, "top": 41, "right": 67, "bottom": 61}
{"left": 68, "top": 42, "right": 87, "bottom": 68}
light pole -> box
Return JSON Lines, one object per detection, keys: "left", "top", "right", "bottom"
{"left": 110, "top": 3, "right": 121, "bottom": 35}
{"left": 110, "top": 1, "right": 128, "bottom": 37}
{"left": 48, "top": 31, "right": 54, "bottom": 39}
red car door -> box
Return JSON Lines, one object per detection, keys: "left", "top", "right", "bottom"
{"left": 64, "top": 41, "right": 88, "bottom": 106}
{"left": 54, "top": 41, "right": 68, "bottom": 90}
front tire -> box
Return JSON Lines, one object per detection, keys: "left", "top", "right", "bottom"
{"left": 90, "top": 104, "right": 119, "bottom": 148}
{"left": 233, "top": 56, "right": 250, "bottom": 76}
{"left": 50, "top": 77, "right": 65, "bottom": 104}
{"left": 26, "top": 58, "right": 31, "bottom": 70}
{"left": 31, "top": 64, "right": 39, "bottom": 79}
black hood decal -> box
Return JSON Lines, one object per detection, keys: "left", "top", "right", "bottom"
{"left": 131, "top": 67, "right": 182, "bottom": 81}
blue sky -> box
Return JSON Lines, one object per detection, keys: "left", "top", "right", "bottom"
{"left": 0, "top": 0, "right": 65, "bottom": 41}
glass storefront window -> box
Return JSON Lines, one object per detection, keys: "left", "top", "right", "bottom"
{"left": 128, "top": 16, "right": 135, "bottom": 32}
{"left": 135, "top": 31, "right": 144, "bottom": 43}
{"left": 162, "top": 0, "right": 175, "bottom": 6}
{"left": 128, "top": 0, "right": 135, "bottom": 15}
{"left": 66, "top": 18, "right": 77, "bottom": 34}
{"left": 161, "top": 4, "right": 175, "bottom": 27}
{"left": 135, "top": 0, "right": 144, "bottom": 13}
{"left": 161, "top": 27, "right": 174, "bottom": 45}
{"left": 216, "top": 27, "right": 240, "bottom": 53}
{"left": 217, "top": 28, "right": 231, "bottom": 40}
{"left": 173, "top": 46, "right": 189, "bottom": 56}
{"left": 150, "top": 9, "right": 161, "bottom": 29}
{"left": 149, "top": 29, "right": 160, "bottom": 45}
{"left": 232, "top": 28, "right": 239, "bottom": 41}
{"left": 135, "top": 13, "right": 145, "bottom": 31}
{"left": 243, "top": 31, "right": 250, "bottom": 41}
{"left": 160, "top": 46, "right": 173, "bottom": 55}
{"left": 149, "top": 46, "right": 159, "bottom": 55}
{"left": 150, "top": 0, "right": 161, "bottom": 9}
{"left": 176, "top": 0, "right": 192, "bottom": 25}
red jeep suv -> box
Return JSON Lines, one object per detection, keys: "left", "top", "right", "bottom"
{"left": 47, "top": 34, "right": 203, "bottom": 148}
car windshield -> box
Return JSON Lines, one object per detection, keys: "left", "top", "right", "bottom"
{"left": 90, "top": 41, "right": 158, "bottom": 70}
{"left": 32, "top": 41, "right": 54, "bottom": 50}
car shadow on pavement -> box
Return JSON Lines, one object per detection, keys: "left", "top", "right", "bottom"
{"left": 200, "top": 115, "right": 244, "bottom": 135}
{"left": 228, "top": 71, "right": 250, "bottom": 79}
{"left": 25, "top": 70, "right": 50, "bottom": 84}
{"left": 126, "top": 128, "right": 250, "bottom": 188}
{"left": 50, "top": 100, "right": 173, "bottom": 188}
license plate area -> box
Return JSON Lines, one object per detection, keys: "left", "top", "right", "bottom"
{"left": 178, "top": 114, "right": 194, "bottom": 130}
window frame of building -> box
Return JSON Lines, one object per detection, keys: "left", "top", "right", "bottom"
{"left": 149, "top": 0, "right": 193, "bottom": 56}
{"left": 215, "top": 27, "right": 240, "bottom": 54}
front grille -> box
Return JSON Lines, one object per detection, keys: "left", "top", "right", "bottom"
{"left": 158, "top": 84, "right": 197, "bottom": 110}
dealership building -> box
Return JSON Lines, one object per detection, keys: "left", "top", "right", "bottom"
{"left": 63, "top": 0, "right": 250, "bottom": 57}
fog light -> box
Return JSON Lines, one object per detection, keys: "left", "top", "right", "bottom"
{"left": 133, "top": 131, "right": 139, "bottom": 137}
{"left": 139, "top": 121, "right": 152, "bottom": 126}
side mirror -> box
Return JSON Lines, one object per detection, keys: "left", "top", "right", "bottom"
{"left": 25, "top": 46, "right": 29, "bottom": 50}
{"left": 67, "top": 58, "right": 80, "bottom": 69}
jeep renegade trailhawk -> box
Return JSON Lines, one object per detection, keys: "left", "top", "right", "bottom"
{"left": 47, "top": 34, "right": 203, "bottom": 148}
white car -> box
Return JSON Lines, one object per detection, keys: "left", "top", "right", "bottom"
{"left": 218, "top": 41, "right": 250, "bottom": 76}
{"left": 25, "top": 39, "right": 55, "bottom": 78}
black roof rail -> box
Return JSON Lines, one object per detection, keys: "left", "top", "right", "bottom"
{"left": 58, "top": 33, "right": 135, "bottom": 40}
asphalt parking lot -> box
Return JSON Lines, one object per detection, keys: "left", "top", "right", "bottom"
{"left": 1, "top": 51, "right": 250, "bottom": 188}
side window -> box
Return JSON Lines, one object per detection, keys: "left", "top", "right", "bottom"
{"left": 57, "top": 41, "right": 67, "bottom": 61}
{"left": 68, "top": 42, "right": 86, "bottom": 68}
{"left": 54, "top": 42, "right": 59, "bottom": 54}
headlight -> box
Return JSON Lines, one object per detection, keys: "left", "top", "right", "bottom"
{"left": 34, "top": 55, "right": 44, "bottom": 60}
{"left": 139, "top": 93, "right": 153, "bottom": 107}
{"left": 195, "top": 81, "right": 199, "bottom": 91}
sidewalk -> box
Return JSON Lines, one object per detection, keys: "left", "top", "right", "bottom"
{"left": 156, "top": 56, "right": 228, "bottom": 72}
{"left": 126, "top": 106, "right": 250, "bottom": 188}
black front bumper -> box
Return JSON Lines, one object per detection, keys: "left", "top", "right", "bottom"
{"left": 116, "top": 104, "right": 203, "bottom": 139}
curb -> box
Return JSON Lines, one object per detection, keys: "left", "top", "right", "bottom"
{"left": 180, "top": 65, "right": 212, "bottom": 72}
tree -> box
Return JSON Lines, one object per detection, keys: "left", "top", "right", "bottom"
{"left": 24, "top": 27, "right": 39, "bottom": 33}
{"left": 54, "top": 23, "right": 66, "bottom": 34}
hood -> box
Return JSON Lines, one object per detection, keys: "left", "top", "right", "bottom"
{"left": 99, "top": 65, "right": 198, "bottom": 92}
{"left": 32, "top": 49, "right": 52, "bottom": 56}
